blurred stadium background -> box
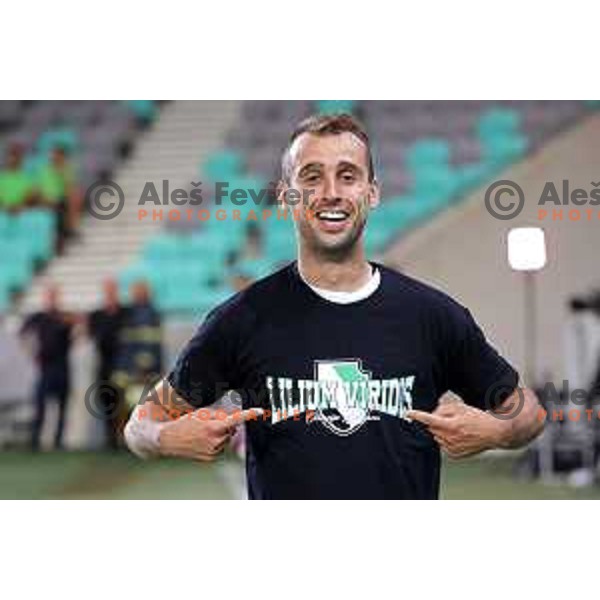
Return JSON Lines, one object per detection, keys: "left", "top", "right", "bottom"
{"left": 1, "top": 99, "right": 600, "bottom": 499}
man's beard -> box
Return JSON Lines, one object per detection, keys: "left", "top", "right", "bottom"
{"left": 302, "top": 213, "right": 368, "bottom": 262}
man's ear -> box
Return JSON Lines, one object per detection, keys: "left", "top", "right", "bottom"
{"left": 276, "top": 179, "right": 288, "bottom": 207}
{"left": 368, "top": 179, "right": 381, "bottom": 209}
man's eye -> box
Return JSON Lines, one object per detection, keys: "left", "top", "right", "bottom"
{"left": 341, "top": 173, "right": 356, "bottom": 182}
{"left": 305, "top": 175, "right": 320, "bottom": 183}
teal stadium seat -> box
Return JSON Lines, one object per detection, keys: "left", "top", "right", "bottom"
{"left": 317, "top": 100, "right": 357, "bottom": 115}
{"left": 159, "top": 283, "right": 231, "bottom": 314}
{"left": 37, "top": 128, "right": 79, "bottom": 154}
{"left": 405, "top": 139, "right": 451, "bottom": 170}
{"left": 477, "top": 108, "right": 521, "bottom": 138}
{"left": 480, "top": 133, "right": 528, "bottom": 165}
{"left": 0, "top": 242, "right": 34, "bottom": 290}
{"left": 203, "top": 150, "right": 244, "bottom": 181}
{"left": 0, "top": 286, "right": 9, "bottom": 312}
{"left": 410, "top": 165, "right": 460, "bottom": 203}
{"left": 117, "top": 263, "right": 161, "bottom": 301}
{"left": 235, "top": 257, "right": 279, "bottom": 280}
{"left": 14, "top": 210, "right": 56, "bottom": 261}
{"left": 125, "top": 101, "right": 157, "bottom": 122}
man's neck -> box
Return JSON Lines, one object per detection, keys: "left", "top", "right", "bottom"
{"left": 297, "top": 245, "right": 374, "bottom": 293}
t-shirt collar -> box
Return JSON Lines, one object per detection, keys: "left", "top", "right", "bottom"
{"left": 297, "top": 263, "right": 381, "bottom": 305}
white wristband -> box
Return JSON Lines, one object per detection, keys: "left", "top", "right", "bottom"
{"left": 124, "top": 404, "right": 165, "bottom": 459}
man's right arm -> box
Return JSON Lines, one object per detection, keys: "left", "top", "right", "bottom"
{"left": 124, "top": 378, "right": 261, "bottom": 462}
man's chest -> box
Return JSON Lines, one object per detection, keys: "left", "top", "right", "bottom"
{"left": 235, "top": 316, "right": 444, "bottom": 430}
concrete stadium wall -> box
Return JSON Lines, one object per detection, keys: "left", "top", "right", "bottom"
{"left": 383, "top": 113, "right": 600, "bottom": 384}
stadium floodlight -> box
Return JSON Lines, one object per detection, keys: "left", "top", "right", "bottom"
{"left": 507, "top": 227, "right": 547, "bottom": 272}
{"left": 507, "top": 227, "right": 547, "bottom": 389}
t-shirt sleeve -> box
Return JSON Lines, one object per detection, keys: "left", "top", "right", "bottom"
{"left": 19, "top": 313, "right": 37, "bottom": 336}
{"left": 442, "top": 304, "right": 519, "bottom": 411}
{"left": 166, "top": 300, "right": 243, "bottom": 408}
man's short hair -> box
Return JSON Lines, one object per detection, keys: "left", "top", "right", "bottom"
{"left": 281, "top": 113, "right": 375, "bottom": 183}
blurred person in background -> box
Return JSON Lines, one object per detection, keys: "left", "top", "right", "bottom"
{"left": 242, "top": 222, "right": 264, "bottom": 260}
{"left": 229, "top": 270, "right": 255, "bottom": 293}
{"left": 37, "top": 145, "right": 84, "bottom": 250}
{"left": 88, "top": 279, "right": 126, "bottom": 450}
{"left": 20, "top": 285, "right": 79, "bottom": 451}
{"left": 113, "top": 281, "right": 163, "bottom": 415}
{"left": 0, "top": 143, "right": 37, "bottom": 213}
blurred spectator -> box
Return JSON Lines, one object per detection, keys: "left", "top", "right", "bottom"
{"left": 87, "top": 279, "right": 126, "bottom": 450}
{"left": 229, "top": 271, "right": 254, "bottom": 293}
{"left": 113, "top": 282, "right": 163, "bottom": 411}
{"left": 20, "top": 285, "right": 79, "bottom": 451}
{"left": 243, "top": 222, "right": 264, "bottom": 259}
{"left": 37, "top": 145, "right": 84, "bottom": 248}
{"left": 0, "top": 143, "right": 37, "bottom": 213}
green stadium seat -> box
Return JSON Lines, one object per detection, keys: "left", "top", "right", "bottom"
{"left": 477, "top": 108, "right": 521, "bottom": 138}
{"left": 406, "top": 139, "right": 451, "bottom": 170}
{"left": 117, "top": 263, "right": 161, "bottom": 301}
{"left": 158, "top": 283, "right": 231, "bottom": 314}
{"left": 37, "top": 128, "right": 79, "bottom": 154}
{"left": 0, "top": 254, "right": 34, "bottom": 290}
{"left": 316, "top": 100, "right": 357, "bottom": 114}
{"left": 16, "top": 209, "right": 56, "bottom": 236}
{"left": 456, "top": 162, "right": 498, "bottom": 191}
{"left": 143, "top": 234, "right": 186, "bottom": 263}
{"left": 409, "top": 165, "right": 460, "bottom": 202}
{"left": 188, "top": 231, "right": 236, "bottom": 257}
{"left": 235, "top": 258, "right": 278, "bottom": 280}
{"left": 481, "top": 134, "right": 528, "bottom": 165}
{"left": 125, "top": 101, "right": 157, "bottom": 121}
{"left": 0, "top": 213, "right": 11, "bottom": 236}
{"left": 0, "top": 285, "right": 9, "bottom": 312}
{"left": 203, "top": 150, "right": 244, "bottom": 181}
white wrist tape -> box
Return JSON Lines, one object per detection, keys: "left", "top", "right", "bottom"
{"left": 124, "top": 404, "right": 165, "bottom": 459}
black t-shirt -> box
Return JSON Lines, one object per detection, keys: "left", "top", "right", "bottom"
{"left": 167, "top": 262, "right": 519, "bottom": 500}
{"left": 89, "top": 306, "right": 125, "bottom": 370}
{"left": 21, "top": 311, "right": 73, "bottom": 373}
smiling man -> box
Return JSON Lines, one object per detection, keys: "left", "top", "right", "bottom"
{"left": 124, "top": 112, "right": 544, "bottom": 499}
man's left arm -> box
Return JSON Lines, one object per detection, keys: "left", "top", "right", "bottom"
{"left": 408, "top": 386, "right": 544, "bottom": 458}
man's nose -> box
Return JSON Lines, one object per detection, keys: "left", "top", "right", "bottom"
{"left": 321, "top": 175, "right": 342, "bottom": 202}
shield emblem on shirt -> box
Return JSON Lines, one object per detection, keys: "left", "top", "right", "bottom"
{"left": 314, "top": 359, "right": 373, "bottom": 436}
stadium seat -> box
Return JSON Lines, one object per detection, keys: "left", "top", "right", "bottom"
{"left": 405, "top": 138, "right": 451, "bottom": 170}
{"left": 203, "top": 150, "right": 244, "bottom": 181}
{"left": 480, "top": 134, "right": 528, "bottom": 165}
{"left": 36, "top": 128, "right": 79, "bottom": 154}
{"left": 316, "top": 100, "right": 357, "bottom": 114}
{"left": 477, "top": 107, "right": 522, "bottom": 138}
{"left": 0, "top": 286, "right": 9, "bottom": 312}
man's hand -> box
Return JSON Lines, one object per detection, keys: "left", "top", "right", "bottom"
{"left": 158, "top": 408, "right": 263, "bottom": 462}
{"left": 407, "top": 386, "right": 544, "bottom": 459}
{"left": 407, "top": 400, "right": 503, "bottom": 459}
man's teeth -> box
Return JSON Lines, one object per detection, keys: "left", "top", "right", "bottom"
{"left": 317, "top": 210, "right": 349, "bottom": 221}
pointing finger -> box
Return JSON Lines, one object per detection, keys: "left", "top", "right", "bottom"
{"left": 226, "top": 408, "right": 265, "bottom": 429}
{"left": 407, "top": 410, "right": 448, "bottom": 429}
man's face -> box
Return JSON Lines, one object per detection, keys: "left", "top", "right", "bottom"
{"left": 283, "top": 132, "right": 379, "bottom": 258}
{"left": 103, "top": 279, "right": 119, "bottom": 306}
{"left": 52, "top": 149, "right": 66, "bottom": 168}
{"left": 7, "top": 148, "right": 22, "bottom": 170}
{"left": 44, "top": 286, "right": 60, "bottom": 311}
{"left": 131, "top": 281, "right": 150, "bottom": 305}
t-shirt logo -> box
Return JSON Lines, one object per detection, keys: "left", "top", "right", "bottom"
{"left": 266, "top": 359, "right": 415, "bottom": 437}
{"left": 314, "top": 359, "right": 374, "bottom": 436}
